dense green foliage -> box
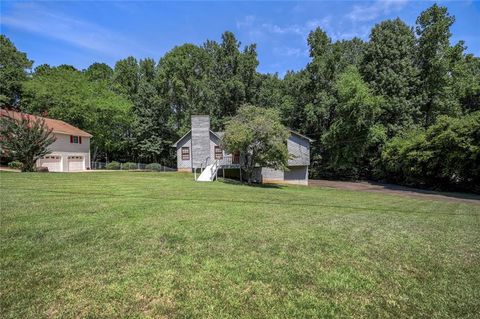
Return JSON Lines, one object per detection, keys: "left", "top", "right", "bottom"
{"left": 105, "top": 161, "right": 121, "bottom": 170}
{"left": 381, "top": 112, "right": 480, "bottom": 192}
{"left": 0, "top": 35, "right": 32, "bottom": 106}
{"left": 7, "top": 160, "right": 22, "bottom": 170}
{"left": 1, "top": 172, "right": 479, "bottom": 318}
{"left": 122, "top": 162, "right": 138, "bottom": 170}
{"left": 222, "top": 105, "right": 290, "bottom": 182}
{"left": 0, "top": 4, "right": 479, "bottom": 191}
{"left": 21, "top": 65, "right": 133, "bottom": 161}
{"left": 0, "top": 112, "right": 56, "bottom": 171}
{"left": 145, "top": 162, "right": 163, "bottom": 171}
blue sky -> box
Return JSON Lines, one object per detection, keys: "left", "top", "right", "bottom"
{"left": 1, "top": 1, "right": 479, "bottom": 76}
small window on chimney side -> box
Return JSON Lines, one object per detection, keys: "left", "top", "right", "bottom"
{"left": 181, "top": 147, "right": 190, "bottom": 160}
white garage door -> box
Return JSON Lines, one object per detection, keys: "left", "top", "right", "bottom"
{"left": 68, "top": 156, "right": 84, "bottom": 172}
{"left": 38, "top": 155, "right": 62, "bottom": 172}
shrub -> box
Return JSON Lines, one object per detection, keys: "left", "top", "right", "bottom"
{"left": 145, "top": 163, "right": 162, "bottom": 171}
{"left": 123, "top": 162, "right": 138, "bottom": 170}
{"left": 381, "top": 112, "right": 480, "bottom": 192}
{"left": 8, "top": 161, "right": 23, "bottom": 170}
{"left": 105, "top": 161, "right": 121, "bottom": 170}
{"left": 36, "top": 166, "right": 49, "bottom": 173}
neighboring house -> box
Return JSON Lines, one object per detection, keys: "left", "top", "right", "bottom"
{"left": 172, "top": 115, "right": 312, "bottom": 185}
{"left": 0, "top": 109, "right": 92, "bottom": 172}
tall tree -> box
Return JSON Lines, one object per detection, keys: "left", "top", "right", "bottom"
{"left": 322, "top": 66, "right": 382, "bottom": 178}
{"left": 22, "top": 66, "right": 133, "bottom": 161}
{"left": 133, "top": 57, "right": 175, "bottom": 164}
{"left": 362, "top": 18, "right": 420, "bottom": 135}
{"left": 222, "top": 105, "right": 290, "bottom": 183}
{"left": 112, "top": 56, "right": 139, "bottom": 100}
{"left": 416, "top": 4, "right": 460, "bottom": 127}
{"left": 0, "top": 35, "right": 33, "bottom": 107}
{"left": 156, "top": 44, "right": 213, "bottom": 133}
{"left": 84, "top": 63, "right": 113, "bottom": 82}
{"left": 204, "top": 31, "right": 260, "bottom": 128}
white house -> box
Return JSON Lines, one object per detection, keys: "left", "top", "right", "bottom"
{"left": 1, "top": 109, "right": 92, "bottom": 172}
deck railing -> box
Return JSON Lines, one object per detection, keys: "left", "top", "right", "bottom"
{"left": 218, "top": 155, "right": 242, "bottom": 167}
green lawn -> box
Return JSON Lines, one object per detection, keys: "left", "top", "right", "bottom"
{"left": 1, "top": 171, "right": 479, "bottom": 318}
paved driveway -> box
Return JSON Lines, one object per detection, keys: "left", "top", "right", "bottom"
{"left": 309, "top": 179, "right": 480, "bottom": 205}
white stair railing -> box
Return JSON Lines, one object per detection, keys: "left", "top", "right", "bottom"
{"left": 196, "top": 159, "right": 219, "bottom": 182}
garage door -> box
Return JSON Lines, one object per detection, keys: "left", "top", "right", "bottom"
{"left": 38, "top": 155, "right": 62, "bottom": 172}
{"left": 68, "top": 156, "right": 84, "bottom": 172}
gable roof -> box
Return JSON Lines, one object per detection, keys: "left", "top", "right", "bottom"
{"left": 171, "top": 129, "right": 312, "bottom": 147}
{"left": 0, "top": 109, "right": 92, "bottom": 137}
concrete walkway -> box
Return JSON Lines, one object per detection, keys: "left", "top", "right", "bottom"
{"left": 309, "top": 179, "right": 480, "bottom": 205}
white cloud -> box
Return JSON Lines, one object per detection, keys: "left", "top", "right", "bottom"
{"left": 236, "top": 15, "right": 256, "bottom": 29}
{"left": 347, "top": 0, "right": 409, "bottom": 22}
{"left": 273, "top": 46, "right": 305, "bottom": 57}
{"left": 1, "top": 2, "right": 152, "bottom": 58}
{"left": 237, "top": 15, "right": 332, "bottom": 40}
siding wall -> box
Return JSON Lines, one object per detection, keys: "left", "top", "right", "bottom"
{"left": 261, "top": 167, "right": 284, "bottom": 183}
{"left": 284, "top": 166, "right": 308, "bottom": 185}
{"left": 209, "top": 132, "right": 222, "bottom": 160}
{"left": 191, "top": 116, "right": 211, "bottom": 168}
{"left": 45, "top": 133, "right": 91, "bottom": 169}
{"left": 287, "top": 133, "right": 310, "bottom": 166}
{"left": 176, "top": 133, "right": 192, "bottom": 170}
{"left": 174, "top": 117, "right": 311, "bottom": 184}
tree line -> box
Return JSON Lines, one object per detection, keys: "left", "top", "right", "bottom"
{"left": 1, "top": 4, "right": 479, "bottom": 192}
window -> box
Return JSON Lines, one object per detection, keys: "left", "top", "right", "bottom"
{"left": 214, "top": 146, "right": 223, "bottom": 159}
{"left": 181, "top": 147, "right": 190, "bottom": 160}
{"left": 70, "top": 136, "right": 82, "bottom": 144}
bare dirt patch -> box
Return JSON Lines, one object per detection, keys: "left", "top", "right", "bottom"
{"left": 309, "top": 179, "right": 480, "bottom": 205}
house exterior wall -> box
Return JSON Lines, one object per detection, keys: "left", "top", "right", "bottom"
{"left": 284, "top": 166, "right": 308, "bottom": 185}
{"left": 176, "top": 133, "right": 192, "bottom": 171}
{"left": 260, "top": 166, "right": 308, "bottom": 185}
{"left": 37, "top": 132, "right": 91, "bottom": 171}
{"left": 174, "top": 116, "right": 311, "bottom": 184}
{"left": 209, "top": 132, "right": 222, "bottom": 160}
{"left": 287, "top": 133, "right": 310, "bottom": 166}
{"left": 191, "top": 116, "right": 211, "bottom": 168}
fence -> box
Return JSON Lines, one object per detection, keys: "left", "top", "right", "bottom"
{"left": 90, "top": 161, "right": 176, "bottom": 172}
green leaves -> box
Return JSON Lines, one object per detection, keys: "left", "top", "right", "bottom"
{"left": 321, "top": 66, "right": 382, "bottom": 178}
{"left": 21, "top": 65, "right": 133, "bottom": 161}
{"left": 0, "top": 112, "right": 56, "bottom": 171}
{"left": 222, "top": 105, "right": 290, "bottom": 182}
{"left": 0, "top": 35, "right": 33, "bottom": 107}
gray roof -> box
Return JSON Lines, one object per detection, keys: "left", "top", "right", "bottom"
{"left": 213, "top": 131, "right": 225, "bottom": 139}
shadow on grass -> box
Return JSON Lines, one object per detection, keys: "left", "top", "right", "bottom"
{"left": 374, "top": 181, "right": 480, "bottom": 202}
{"left": 10, "top": 186, "right": 480, "bottom": 217}
{"left": 220, "top": 178, "right": 284, "bottom": 189}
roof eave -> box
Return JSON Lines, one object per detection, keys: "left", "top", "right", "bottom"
{"left": 289, "top": 129, "right": 314, "bottom": 142}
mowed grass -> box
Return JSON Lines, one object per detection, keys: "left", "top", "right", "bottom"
{"left": 1, "top": 171, "right": 479, "bottom": 318}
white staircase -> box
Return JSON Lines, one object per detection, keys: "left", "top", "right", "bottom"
{"left": 197, "top": 160, "right": 219, "bottom": 182}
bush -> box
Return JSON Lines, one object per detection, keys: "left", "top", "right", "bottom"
{"left": 381, "top": 112, "right": 480, "bottom": 192}
{"left": 145, "top": 163, "right": 162, "bottom": 171}
{"left": 8, "top": 161, "right": 23, "bottom": 170}
{"left": 123, "top": 162, "right": 137, "bottom": 170}
{"left": 105, "top": 161, "right": 121, "bottom": 170}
